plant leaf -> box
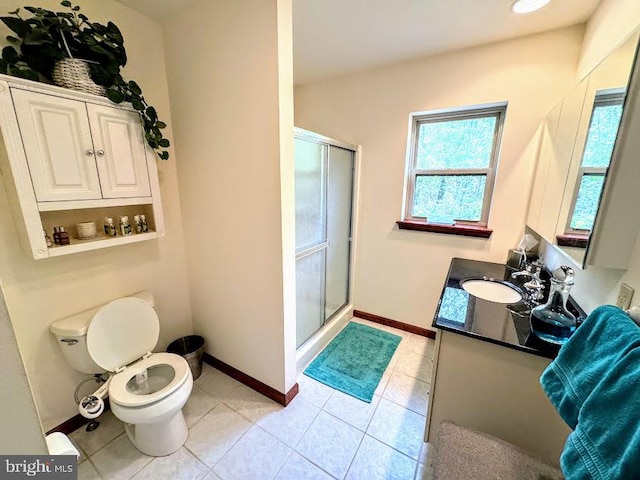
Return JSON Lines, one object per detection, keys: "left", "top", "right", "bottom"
{"left": 145, "top": 106, "right": 157, "bottom": 121}
{"left": 128, "top": 80, "right": 141, "bottom": 95}
{"left": 60, "top": 1, "right": 72, "bottom": 7}
{"left": 11, "top": 67, "right": 38, "bottom": 80}
{"left": 156, "top": 121, "right": 166, "bottom": 129}
{"left": 106, "top": 88, "right": 125, "bottom": 104}
{"left": 158, "top": 151, "right": 169, "bottom": 161}
{"left": 158, "top": 138, "right": 170, "bottom": 148}
{"left": 1, "top": 17, "right": 30, "bottom": 37}
{"left": 1, "top": 45, "right": 19, "bottom": 64}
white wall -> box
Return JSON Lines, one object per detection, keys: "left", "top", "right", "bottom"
{"left": 577, "top": 0, "right": 640, "bottom": 79}
{"left": 0, "top": 282, "right": 47, "bottom": 454}
{"left": 295, "top": 27, "right": 584, "bottom": 329}
{"left": 0, "top": 0, "right": 192, "bottom": 431}
{"left": 164, "top": 0, "right": 297, "bottom": 393}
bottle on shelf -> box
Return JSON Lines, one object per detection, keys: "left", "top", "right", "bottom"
{"left": 119, "top": 216, "right": 132, "bottom": 236}
{"left": 53, "top": 226, "right": 60, "bottom": 245}
{"left": 133, "top": 215, "right": 143, "bottom": 234}
{"left": 44, "top": 230, "right": 52, "bottom": 247}
{"left": 140, "top": 214, "right": 149, "bottom": 233}
{"left": 104, "top": 217, "right": 117, "bottom": 237}
{"left": 58, "top": 227, "right": 70, "bottom": 246}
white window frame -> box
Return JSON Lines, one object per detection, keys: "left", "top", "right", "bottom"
{"left": 565, "top": 91, "right": 625, "bottom": 234}
{"left": 404, "top": 102, "right": 507, "bottom": 226}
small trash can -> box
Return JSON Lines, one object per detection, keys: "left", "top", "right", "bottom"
{"left": 167, "top": 335, "right": 205, "bottom": 380}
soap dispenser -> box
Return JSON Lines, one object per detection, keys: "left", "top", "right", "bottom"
{"left": 530, "top": 265, "right": 577, "bottom": 345}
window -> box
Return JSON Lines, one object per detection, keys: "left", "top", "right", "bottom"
{"left": 566, "top": 91, "right": 624, "bottom": 233}
{"left": 403, "top": 103, "right": 506, "bottom": 231}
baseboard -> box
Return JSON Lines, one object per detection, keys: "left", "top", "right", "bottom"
{"left": 202, "top": 353, "right": 298, "bottom": 406}
{"left": 46, "top": 398, "right": 111, "bottom": 436}
{"left": 353, "top": 310, "right": 436, "bottom": 339}
{"left": 46, "top": 414, "right": 88, "bottom": 436}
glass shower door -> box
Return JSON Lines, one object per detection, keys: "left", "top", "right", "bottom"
{"left": 295, "top": 139, "right": 328, "bottom": 348}
{"left": 324, "top": 146, "right": 354, "bottom": 320}
{"left": 295, "top": 136, "right": 354, "bottom": 348}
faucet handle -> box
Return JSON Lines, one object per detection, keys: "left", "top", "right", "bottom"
{"left": 524, "top": 279, "right": 545, "bottom": 291}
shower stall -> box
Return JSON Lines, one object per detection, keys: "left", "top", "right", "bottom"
{"left": 294, "top": 128, "right": 357, "bottom": 351}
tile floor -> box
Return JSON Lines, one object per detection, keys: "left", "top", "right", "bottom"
{"left": 70, "top": 319, "right": 436, "bottom": 480}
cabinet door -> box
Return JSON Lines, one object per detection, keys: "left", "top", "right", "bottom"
{"left": 11, "top": 89, "right": 102, "bottom": 202}
{"left": 86, "top": 104, "right": 151, "bottom": 198}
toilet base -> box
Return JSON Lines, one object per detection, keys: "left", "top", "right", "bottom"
{"left": 124, "top": 410, "right": 188, "bottom": 456}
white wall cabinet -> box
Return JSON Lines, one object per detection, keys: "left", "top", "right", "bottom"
{"left": 12, "top": 89, "right": 152, "bottom": 202}
{"left": 0, "top": 75, "right": 164, "bottom": 260}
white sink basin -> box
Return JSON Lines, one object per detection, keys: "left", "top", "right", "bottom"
{"left": 461, "top": 279, "right": 522, "bottom": 304}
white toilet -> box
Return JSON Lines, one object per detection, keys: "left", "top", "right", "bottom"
{"left": 50, "top": 292, "right": 193, "bottom": 456}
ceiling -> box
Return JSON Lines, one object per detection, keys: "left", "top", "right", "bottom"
{"left": 116, "top": 0, "right": 601, "bottom": 85}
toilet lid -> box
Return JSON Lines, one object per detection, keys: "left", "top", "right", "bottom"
{"left": 87, "top": 297, "right": 159, "bottom": 372}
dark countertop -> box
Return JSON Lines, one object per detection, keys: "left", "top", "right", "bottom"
{"left": 432, "top": 257, "right": 586, "bottom": 360}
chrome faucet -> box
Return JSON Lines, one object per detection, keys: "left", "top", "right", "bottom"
{"left": 512, "top": 259, "right": 545, "bottom": 305}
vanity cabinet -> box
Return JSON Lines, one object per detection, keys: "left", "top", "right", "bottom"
{"left": 0, "top": 75, "right": 164, "bottom": 260}
{"left": 426, "top": 331, "right": 571, "bottom": 466}
{"left": 426, "top": 258, "right": 575, "bottom": 466}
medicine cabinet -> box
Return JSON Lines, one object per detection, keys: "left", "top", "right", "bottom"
{"left": 526, "top": 30, "right": 640, "bottom": 269}
{"left": 0, "top": 74, "right": 165, "bottom": 260}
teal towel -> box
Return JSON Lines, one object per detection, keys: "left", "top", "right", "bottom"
{"left": 540, "top": 305, "right": 640, "bottom": 429}
{"left": 540, "top": 305, "right": 640, "bottom": 479}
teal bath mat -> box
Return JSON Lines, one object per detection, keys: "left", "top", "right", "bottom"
{"left": 304, "top": 322, "right": 402, "bottom": 402}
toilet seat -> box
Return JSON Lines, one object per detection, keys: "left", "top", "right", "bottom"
{"left": 109, "top": 352, "right": 191, "bottom": 408}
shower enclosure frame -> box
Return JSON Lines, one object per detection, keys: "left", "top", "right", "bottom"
{"left": 294, "top": 127, "right": 360, "bottom": 372}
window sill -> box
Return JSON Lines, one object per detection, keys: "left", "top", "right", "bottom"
{"left": 556, "top": 233, "right": 588, "bottom": 249}
{"left": 396, "top": 220, "right": 493, "bottom": 238}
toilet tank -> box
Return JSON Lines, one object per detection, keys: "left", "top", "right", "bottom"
{"left": 50, "top": 291, "right": 155, "bottom": 374}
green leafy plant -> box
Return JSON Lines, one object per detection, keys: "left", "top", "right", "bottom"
{"left": 0, "top": 1, "right": 170, "bottom": 160}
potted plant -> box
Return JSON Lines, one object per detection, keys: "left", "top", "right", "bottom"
{"left": 0, "top": 1, "right": 170, "bottom": 160}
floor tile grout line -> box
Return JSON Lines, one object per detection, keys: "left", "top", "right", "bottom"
{"left": 83, "top": 456, "right": 103, "bottom": 480}
{"left": 83, "top": 430, "right": 126, "bottom": 460}
{"left": 294, "top": 444, "right": 342, "bottom": 479}
{"left": 363, "top": 431, "right": 422, "bottom": 463}
{"left": 342, "top": 427, "right": 367, "bottom": 480}
{"left": 206, "top": 418, "right": 259, "bottom": 474}
{"left": 363, "top": 429, "right": 423, "bottom": 464}
{"left": 270, "top": 449, "right": 295, "bottom": 480}
{"left": 381, "top": 374, "right": 431, "bottom": 415}
{"left": 288, "top": 396, "right": 322, "bottom": 451}
{"left": 180, "top": 445, "right": 210, "bottom": 471}
{"left": 319, "top": 393, "right": 381, "bottom": 433}
{"left": 186, "top": 399, "right": 220, "bottom": 429}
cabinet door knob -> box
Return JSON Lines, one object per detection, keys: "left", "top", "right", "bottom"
{"left": 85, "top": 148, "right": 94, "bottom": 156}
{"left": 96, "top": 149, "right": 105, "bottom": 156}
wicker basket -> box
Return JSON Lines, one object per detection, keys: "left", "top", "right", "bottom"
{"left": 52, "top": 58, "right": 107, "bottom": 97}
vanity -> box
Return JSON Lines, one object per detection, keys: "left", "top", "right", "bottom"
{"left": 425, "top": 257, "right": 585, "bottom": 466}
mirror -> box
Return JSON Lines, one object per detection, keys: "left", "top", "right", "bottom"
{"left": 527, "top": 30, "right": 640, "bottom": 267}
